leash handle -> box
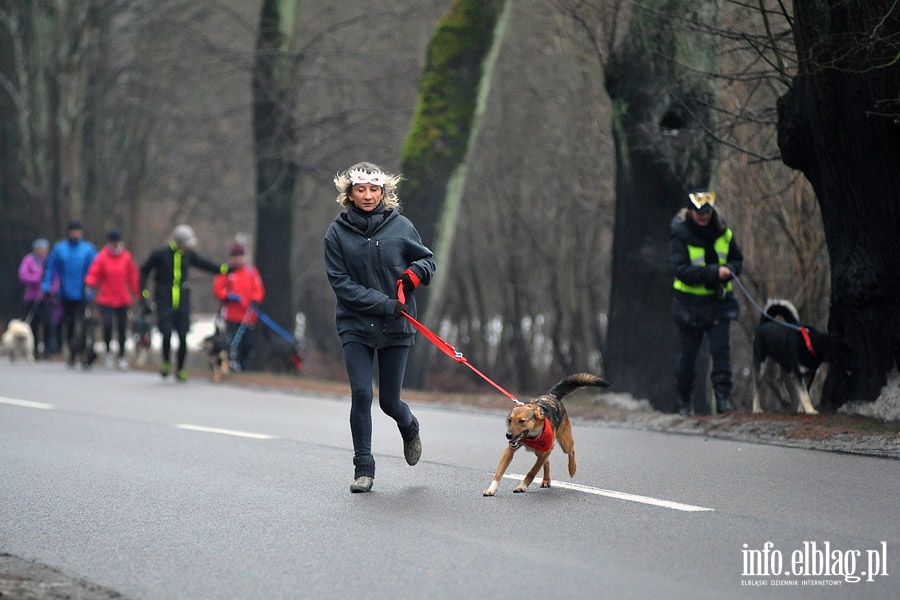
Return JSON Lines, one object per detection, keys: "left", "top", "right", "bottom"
{"left": 396, "top": 281, "right": 522, "bottom": 404}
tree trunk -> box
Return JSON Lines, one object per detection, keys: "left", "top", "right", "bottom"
{"left": 399, "top": 0, "right": 503, "bottom": 387}
{"left": 777, "top": 0, "right": 900, "bottom": 409}
{"left": 603, "top": 0, "right": 720, "bottom": 411}
{"left": 253, "top": 0, "right": 301, "bottom": 339}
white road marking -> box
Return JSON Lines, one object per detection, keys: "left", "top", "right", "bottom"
{"left": 0, "top": 397, "right": 54, "bottom": 410}
{"left": 502, "top": 474, "right": 714, "bottom": 512}
{"left": 175, "top": 424, "right": 275, "bottom": 440}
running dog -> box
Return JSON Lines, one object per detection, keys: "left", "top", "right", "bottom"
{"left": 483, "top": 373, "right": 610, "bottom": 496}
{"left": 751, "top": 299, "right": 854, "bottom": 415}
{"left": 1, "top": 319, "right": 36, "bottom": 364}
{"left": 202, "top": 329, "right": 230, "bottom": 382}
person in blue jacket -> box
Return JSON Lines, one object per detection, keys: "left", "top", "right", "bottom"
{"left": 42, "top": 220, "right": 98, "bottom": 367}
{"left": 324, "top": 162, "right": 435, "bottom": 494}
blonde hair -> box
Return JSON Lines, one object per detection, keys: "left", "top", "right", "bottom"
{"left": 334, "top": 161, "right": 402, "bottom": 209}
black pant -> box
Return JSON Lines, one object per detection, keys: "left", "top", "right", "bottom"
{"left": 342, "top": 342, "right": 416, "bottom": 478}
{"left": 99, "top": 305, "right": 129, "bottom": 358}
{"left": 156, "top": 305, "right": 191, "bottom": 370}
{"left": 675, "top": 318, "right": 733, "bottom": 404}
{"left": 61, "top": 298, "right": 87, "bottom": 364}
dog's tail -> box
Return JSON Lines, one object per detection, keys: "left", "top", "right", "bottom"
{"left": 548, "top": 373, "right": 611, "bottom": 400}
{"left": 763, "top": 299, "right": 799, "bottom": 325}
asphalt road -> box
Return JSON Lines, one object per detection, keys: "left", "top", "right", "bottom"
{"left": 1, "top": 360, "right": 898, "bottom": 599}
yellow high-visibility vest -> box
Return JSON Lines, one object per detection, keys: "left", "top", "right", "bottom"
{"left": 673, "top": 229, "right": 733, "bottom": 296}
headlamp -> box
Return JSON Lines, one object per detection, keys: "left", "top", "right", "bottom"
{"left": 689, "top": 191, "right": 716, "bottom": 211}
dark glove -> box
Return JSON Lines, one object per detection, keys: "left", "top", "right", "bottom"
{"left": 227, "top": 292, "right": 242, "bottom": 303}
{"left": 398, "top": 268, "right": 420, "bottom": 295}
{"left": 392, "top": 301, "right": 409, "bottom": 318}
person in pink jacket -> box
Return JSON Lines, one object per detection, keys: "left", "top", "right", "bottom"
{"left": 18, "top": 238, "right": 55, "bottom": 359}
{"left": 84, "top": 227, "right": 140, "bottom": 370}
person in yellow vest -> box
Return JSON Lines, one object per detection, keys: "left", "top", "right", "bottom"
{"left": 139, "top": 225, "right": 227, "bottom": 382}
{"left": 669, "top": 190, "right": 743, "bottom": 415}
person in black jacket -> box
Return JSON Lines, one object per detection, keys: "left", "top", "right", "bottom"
{"left": 324, "top": 162, "right": 435, "bottom": 493}
{"left": 140, "top": 224, "right": 226, "bottom": 382}
{"left": 669, "top": 190, "right": 743, "bottom": 415}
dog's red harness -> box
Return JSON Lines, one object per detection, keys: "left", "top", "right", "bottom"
{"left": 800, "top": 327, "right": 817, "bottom": 358}
{"left": 521, "top": 418, "right": 554, "bottom": 453}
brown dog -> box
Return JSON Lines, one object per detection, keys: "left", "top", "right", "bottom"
{"left": 483, "top": 373, "right": 610, "bottom": 496}
{"left": 201, "top": 330, "right": 230, "bottom": 383}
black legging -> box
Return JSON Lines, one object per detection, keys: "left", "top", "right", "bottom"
{"left": 156, "top": 305, "right": 191, "bottom": 370}
{"left": 342, "top": 342, "right": 416, "bottom": 478}
{"left": 99, "top": 305, "right": 129, "bottom": 358}
{"left": 61, "top": 298, "right": 87, "bottom": 363}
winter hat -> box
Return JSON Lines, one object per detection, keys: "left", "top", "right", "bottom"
{"left": 172, "top": 224, "right": 197, "bottom": 247}
{"left": 106, "top": 227, "right": 122, "bottom": 242}
{"left": 229, "top": 242, "right": 245, "bottom": 257}
{"left": 67, "top": 219, "right": 83, "bottom": 231}
{"left": 33, "top": 238, "right": 49, "bottom": 251}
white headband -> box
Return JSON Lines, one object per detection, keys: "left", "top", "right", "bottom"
{"left": 348, "top": 168, "right": 386, "bottom": 187}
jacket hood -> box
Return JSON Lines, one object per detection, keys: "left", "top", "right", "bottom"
{"left": 671, "top": 207, "right": 727, "bottom": 239}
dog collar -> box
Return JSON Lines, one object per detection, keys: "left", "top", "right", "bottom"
{"left": 521, "top": 418, "right": 554, "bottom": 453}
{"left": 800, "top": 327, "right": 817, "bottom": 358}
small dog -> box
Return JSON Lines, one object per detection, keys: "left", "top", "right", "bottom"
{"left": 751, "top": 299, "right": 854, "bottom": 415}
{"left": 202, "top": 329, "right": 231, "bottom": 382}
{"left": 1, "top": 319, "right": 36, "bottom": 364}
{"left": 483, "top": 373, "right": 610, "bottom": 496}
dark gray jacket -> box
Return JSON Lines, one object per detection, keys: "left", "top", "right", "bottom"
{"left": 324, "top": 208, "right": 435, "bottom": 347}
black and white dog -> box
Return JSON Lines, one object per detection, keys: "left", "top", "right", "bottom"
{"left": 751, "top": 299, "right": 853, "bottom": 414}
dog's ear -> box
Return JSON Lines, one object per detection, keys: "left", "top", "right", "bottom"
{"left": 531, "top": 405, "right": 544, "bottom": 420}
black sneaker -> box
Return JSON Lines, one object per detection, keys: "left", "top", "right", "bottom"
{"left": 350, "top": 476, "right": 373, "bottom": 493}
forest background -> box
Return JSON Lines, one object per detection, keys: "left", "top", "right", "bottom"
{"left": 1, "top": 0, "right": 898, "bottom": 418}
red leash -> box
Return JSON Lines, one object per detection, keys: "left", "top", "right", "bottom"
{"left": 398, "top": 283, "right": 522, "bottom": 404}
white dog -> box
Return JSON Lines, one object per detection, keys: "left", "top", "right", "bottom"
{"left": 1, "top": 319, "right": 36, "bottom": 364}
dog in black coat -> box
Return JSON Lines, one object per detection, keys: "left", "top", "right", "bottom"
{"left": 751, "top": 299, "right": 853, "bottom": 414}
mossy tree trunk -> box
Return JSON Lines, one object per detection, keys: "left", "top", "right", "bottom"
{"left": 399, "top": 0, "right": 505, "bottom": 387}
{"left": 603, "top": 0, "right": 720, "bottom": 411}
{"left": 777, "top": 0, "right": 900, "bottom": 409}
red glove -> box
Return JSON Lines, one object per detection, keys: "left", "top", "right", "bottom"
{"left": 398, "top": 268, "right": 420, "bottom": 295}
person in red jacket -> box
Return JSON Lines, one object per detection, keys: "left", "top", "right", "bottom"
{"left": 84, "top": 227, "right": 140, "bottom": 370}
{"left": 212, "top": 242, "right": 265, "bottom": 371}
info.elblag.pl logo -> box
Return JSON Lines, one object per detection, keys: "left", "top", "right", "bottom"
{"left": 741, "top": 541, "right": 889, "bottom": 585}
